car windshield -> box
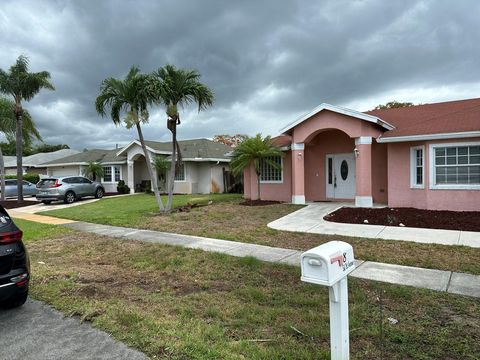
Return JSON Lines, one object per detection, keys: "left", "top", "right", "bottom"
{"left": 37, "top": 179, "right": 57, "bottom": 188}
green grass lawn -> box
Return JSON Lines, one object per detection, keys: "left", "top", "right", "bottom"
{"left": 20, "top": 219, "right": 480, "bottom": 359}
{"left": 40, "top": 194, "right": 480, "bottom": 275}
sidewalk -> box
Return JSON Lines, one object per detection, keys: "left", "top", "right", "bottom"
{"left": 268, "top": 203, "right": 480, "bottom": 248}
{"left": 59, "top": 220, "right": 480, "bottom": 298}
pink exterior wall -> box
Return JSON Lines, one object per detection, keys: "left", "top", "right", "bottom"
{"left": 387, "top": 137, "right": 480, "bottom": 211}
{"left": 304, "top": 130, "right": 354, "bottom": 201}
{"left": 371, "top": 141, "right": 388, "bottom": 204}
{"left": 243, "top": 151, "right": 292, "bottom": 202}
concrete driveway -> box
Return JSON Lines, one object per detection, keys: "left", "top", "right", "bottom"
{"left": 0, "top": 299, "right": 147, "bottom": 360}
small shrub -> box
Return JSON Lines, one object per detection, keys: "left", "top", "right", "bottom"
{"left": 116, "top": 180, "right": 130, "bottom": 194}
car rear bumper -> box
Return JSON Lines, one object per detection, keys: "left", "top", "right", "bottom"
{"left": 36, "top": 194, "right": 64, "bottom": 201}
{"left": 0, "top": 269, "right": 29, "bottom": 302}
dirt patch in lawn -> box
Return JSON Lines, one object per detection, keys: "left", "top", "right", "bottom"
{"left": 324, "top": 206, "right": 480, "bottom": 231}
{"left": 0, "top": 200, "right": 39, "bottom": 209}
{"left": 239, "top": 199, "right": 282, "bottom": 206}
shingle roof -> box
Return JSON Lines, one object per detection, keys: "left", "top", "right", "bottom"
{"left": 41, "top": 149, "right": 126, "bottom": 166}
{"left": 366, "top": 98, "right": 480, "bottom": 138}
{"left": 4, "top": 149, "right": 81, "bottom": 168}
{"left": 143, "top": 138, "right": 232, "bottom": 160}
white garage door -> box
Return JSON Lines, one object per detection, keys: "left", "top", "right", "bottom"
{"left": 50, "top": 167, "right": 79, "bottom": 177}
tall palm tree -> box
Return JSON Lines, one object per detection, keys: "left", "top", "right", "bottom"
{"left": 153, "top": 65, "right": 214, "bottom": 211}
{"left": 230, "top": 134, "right": 283, "bottom": 201}
{"left": 0, "top": 55, "right": 54, "bottom": 202}
{"left": 0, "top": 97, "right": 42, "bottom": 201}
{"left": 95, "top": 66, "right": 165, "bottom": 211}
{"left": 83, "top": 161, "right": 104, "bottom": 182}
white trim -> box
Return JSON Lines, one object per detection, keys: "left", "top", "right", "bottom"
{"left": 259, "top": 156, "right": 284, "bottom": 184}
{"left": 355, "top": 196, "right": 373, "bottom": 207}
{"left": 39, "top": 161, "right": 126, "bottom": 168}
{"left": 291, "top": 143, "right": 305, "bottom": 151}
{"left": 429, "top": 141, "right": 480, "bottom": 190}
{"left": 377, "top": 131, "right": 480, "bottom": 143}
{"left": 101, "top": 165, "right": 123, "bottom": 184}
{"left": 355, "top": 136, "right": 372, "bottom": 145}
{"left": 173, "top": 162, "right": 187, "bottom": 182}
{"left": 181, "top": 157, "right": 230, "bottom": 162}
{"left": 280, "top": 103, "right": 395, "bottom": 134}
{"left": 410, "top": 145, "right": 425, "bottom": 189}
{"left": 292, "top": 195, "right": 305, "bottom": 204}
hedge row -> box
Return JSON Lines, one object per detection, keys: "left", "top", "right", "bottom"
{"left": 5, "top": 174, "right": 40, "bottom": 184}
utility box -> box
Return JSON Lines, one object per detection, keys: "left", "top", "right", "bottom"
{"left": 301, "top": 241, "right": 355, "bottom": 286}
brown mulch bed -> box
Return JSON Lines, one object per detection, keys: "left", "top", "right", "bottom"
{"left": 240, "top": 200, "right": 282, "bottom": 206}
{"left": 324, "top": 206, "right": 480, "bottom": 232}
{"left": 0, "top": 200, "right": 40, "bottom": 209}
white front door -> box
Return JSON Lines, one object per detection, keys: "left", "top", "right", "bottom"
{"left": 326, "top": 153, "right": 356, "bottom": 199}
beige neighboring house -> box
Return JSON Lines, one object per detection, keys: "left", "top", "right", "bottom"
{"left": 40, "top": 139, "right": 233, "bottom": 194}
{"left": 3, "top": 149, "right": 80, "bottom": 175}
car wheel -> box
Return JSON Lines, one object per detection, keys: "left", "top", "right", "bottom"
{"left": 42, "top": 201, "right": 51, "bottom": 204}
{"left": 1, "top": 290, "right": 28, "bottom": 309}
{"left": 64, "top": 191, "right": 76, "bottom": 204}
{"left": 95, "top": 188, "right": 104, "bottom": 199}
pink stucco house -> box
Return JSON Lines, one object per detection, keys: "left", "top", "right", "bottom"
{"left": 243, "top": 98, "right": 480, "bottom": 211}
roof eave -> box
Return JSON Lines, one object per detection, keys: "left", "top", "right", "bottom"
{"left": 377, "top": 131, "right": 480, "bottom": 143}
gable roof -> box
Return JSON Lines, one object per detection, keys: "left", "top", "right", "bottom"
{"left": 40, "top": 149, "right": 126, "bottom": 167}
{"left": 118, "top": 138, "right": 232, "bottom": 161}
{"left": 280, "top": 103, "right": 395, "bottom": 134}
{"left": 368, "top": 98, "right": 480, "bottom": 142}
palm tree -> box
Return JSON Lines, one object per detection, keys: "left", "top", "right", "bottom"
{"left": 0, "top": 55, "right": 54, "bottom": 202}
{"left": 153, "top": 155, "right": 169, "bottom": 193}
{"left": 83, "top": 161, "right": 104, "bottom": 181}
{"left": 0, "top": 97, "right": 42, "bottom": 201}
{"left": 153, "top": 65, "right": 214, "bottom": 211}
{"left": 95, "top": 66, "right": 165, "bottom": 211}
{"left": 230, "top": 134, "right": 283, "bottom": 201}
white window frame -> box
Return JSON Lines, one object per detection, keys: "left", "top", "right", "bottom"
{"left": 410, "top": 146, "right": 425, "bottom": 189}
{"left": 429, "top": 141, "right": 480, "bottom": 190}
{"left": 102, "top": 165, "right": 123, "bottom": 183}
{"left": 174, "top": 162, "right": 187, "bottom": 182}
{"left": 259, "top": 156, "right": 283, "bottom": 184}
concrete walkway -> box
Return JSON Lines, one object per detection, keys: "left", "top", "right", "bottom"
{"left": 268, "top": 203, "right": 480, "bottom": 248}
{"left": 61, "top": 221, "right": 480, "bottom": 298}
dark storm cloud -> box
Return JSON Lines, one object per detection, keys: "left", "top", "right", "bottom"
{"left": 1, "top": 0, "right": 479, "bottom": 149}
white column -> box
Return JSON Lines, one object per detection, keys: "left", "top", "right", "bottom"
{"left": 127, "top": 160, "right": 134, "bottom": 194}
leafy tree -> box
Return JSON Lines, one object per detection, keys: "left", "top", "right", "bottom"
{"left": 0, "top": 55, "right": 54, "bottom": 202}
{"left": 34, "top": 143, "right": 69, "bottom": 153}
{"left": 230, "top": 134, "right": 283, "bottom": 201}
{"left": 83, "top": 161, "right": 104, "bottom": 181}
{"left": 95, "top": 66, "right": 165, "bottom": 211}
{"left": 153, "top": 65, "right": 214, "bottom": 211}
{"left": 0, "top": 97, "right": 42, "bottom": 200}
{"left": 212, "top": 134, "right": 247, "bottom": 147}
{"left": 374, "top": 101, "right": 414, "bottom": 110}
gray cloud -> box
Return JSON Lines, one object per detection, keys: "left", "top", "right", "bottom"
{"left": 1, "top": 0, "right": 479, "bottom": 149}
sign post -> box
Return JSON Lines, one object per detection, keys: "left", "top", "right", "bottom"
{"left": 300, "top": 241, "right": 355, "bottom": 360}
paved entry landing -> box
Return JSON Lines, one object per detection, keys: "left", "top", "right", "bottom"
{"left": 268, "top": 203, "right": 480, "bottom": 248}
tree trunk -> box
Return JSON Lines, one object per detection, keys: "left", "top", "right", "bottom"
{"left": 135, "top": 122, "right": 165, "bottom": 211}
{"left": 0, "top": 147, "right": 5, "bottom": 202}
{"left": 256, "top": 171, "right": 261, "bottom": 200}
{"left": 165, "top": 121, "right": 177, "bottom": 211}
{"left": 15, "top": 105, "right": 23, "bottom": 203}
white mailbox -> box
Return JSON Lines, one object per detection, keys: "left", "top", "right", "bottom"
{"left": 301, "top": 241, "right": 355, "bottom": 286}
{"left": 300, "top": 241, "right": 355, "bottom": 360}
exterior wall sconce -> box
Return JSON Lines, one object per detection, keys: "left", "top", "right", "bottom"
{"left": 297, "top": 152, "right": 303, "bottom": 159}
{"left": 354, "top": 148, "right": 359, "bottom": 158}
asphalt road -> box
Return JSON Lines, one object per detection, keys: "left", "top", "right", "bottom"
{"left": 0, "top": 299, "right": 148, "bottom": 360}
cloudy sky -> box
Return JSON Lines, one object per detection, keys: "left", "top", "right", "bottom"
{"left": 1, "top": 0, "right": 479, "bottom": 150}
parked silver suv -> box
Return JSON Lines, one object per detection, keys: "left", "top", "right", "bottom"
{"left": 36, "top": 176, "right": 105, "bottom": 204}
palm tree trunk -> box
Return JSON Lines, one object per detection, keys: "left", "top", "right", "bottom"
{"left": 165, "top": 123, "right": 177, "bottom": 211}
{"left": 0, "top": 147, "right": 5, "bottom": 202}
{"left": 15, "top": 105, "right": 23, "bottom": 203}
{"left": 135, "top": 122, "right": 165, "bottom": 211}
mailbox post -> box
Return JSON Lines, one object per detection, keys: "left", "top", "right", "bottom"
{"left": 300, "top": 241, "right": 355, "bottom": 360}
